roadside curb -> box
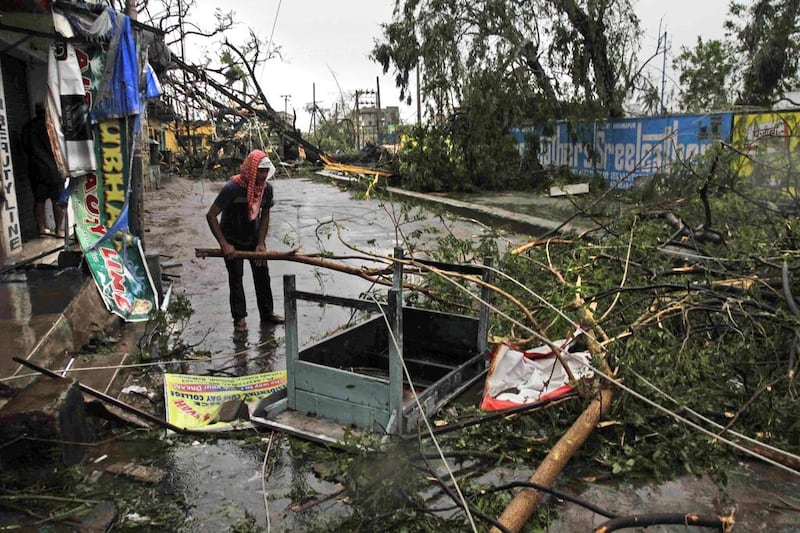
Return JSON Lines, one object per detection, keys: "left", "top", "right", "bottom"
{"left": 313, "top": 170, "right": 592, "bottom": 236}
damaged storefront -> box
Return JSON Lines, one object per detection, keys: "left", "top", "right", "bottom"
{"left": 0, "top": 3, "right": 51, "bottom": 259}
{"left": 0, "top": 0, "right": 165, "bottom": 321}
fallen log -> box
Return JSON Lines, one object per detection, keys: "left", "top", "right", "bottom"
{"left": 489, "top": 266, "right": 618, "bottom": 532}
{"left": 593, "top": 512, "right": 734, "bottom": 532}
{"left": 196, "top": 248, "right": 540, "bottom": 328}
{"left": 490, "top": 387, "right": 614, "bottom": 533}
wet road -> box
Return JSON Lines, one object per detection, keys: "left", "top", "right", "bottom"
{"left": 142, "top": 175, "right": 800, "bottom": 532}
{"left": 145, "top": 174, "right": 494, "bottom": 377}
{"left": 143, "top": 174, "right": 504, "bottom": 530}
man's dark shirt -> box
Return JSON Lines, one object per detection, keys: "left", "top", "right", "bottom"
{"left": 22, "top": 114, "right": 60, "bottom": 185}
{"left": 213, "top": 181, "right": 274, "bottom": 249}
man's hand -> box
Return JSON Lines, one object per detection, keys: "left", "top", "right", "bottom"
{"left": 221, "top": 241, "right": 236, "bottom": 258}
{"left": 255, "top": 243, "right": 267, "bottom": 267}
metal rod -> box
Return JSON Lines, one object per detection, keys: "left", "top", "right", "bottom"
{"left": 0, "top": 245, "right": 65, "bottom": 276}
{"left": 13, "top": 357, "right": 189, "bottom": 434}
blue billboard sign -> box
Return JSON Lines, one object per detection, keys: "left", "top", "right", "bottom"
{"left": 514, "top": 113, "right": 734, "bottom": 189}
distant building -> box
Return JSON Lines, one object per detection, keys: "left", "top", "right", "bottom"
{"left": 357, "top": 106, "right": 400, "bottom": 147}
{"left": 278, "top": 111, "right": 294, "bottom": 127}
{"left": 166, "top": 120, "right": 217, "bottom": 156}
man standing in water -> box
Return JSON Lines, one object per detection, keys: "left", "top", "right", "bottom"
{"left": 206, "top": 149, "right": 284, "bottom": 332}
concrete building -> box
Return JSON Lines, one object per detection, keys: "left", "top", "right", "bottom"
{"left": 357, "top": 106, "right": 400, "bottom": 148}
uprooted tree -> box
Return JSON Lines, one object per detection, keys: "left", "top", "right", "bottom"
{"left": 371, "top": 0, "right": 657, "bottom": 192}
{"left": 129, "top": 0, "right": 329, "bottom": 177}
{"left": 331, "top": 141, "right": 798, "bottom": 532}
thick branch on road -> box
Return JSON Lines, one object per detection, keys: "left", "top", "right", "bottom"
{"left": 195, "top": 248, "right": 447, "bottom": 304}
{"left": 491, "top": 254, "right": 617, "bottom": 532}
{"left": 195, "top": 248, "right": 392, "bottom": 281}
{"left": 593, "top": 512, "right": 734, "bottom": 532}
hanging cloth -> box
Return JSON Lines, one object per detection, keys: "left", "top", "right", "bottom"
{"left": 91, "top": 13, "right": 140, "bottom": 122}
{"left": 47, "top": 42, "right": 96, "bottom": 178}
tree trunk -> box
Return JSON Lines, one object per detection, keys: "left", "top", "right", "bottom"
{"left": 554, "top": 0, "right": 623, "bottom": 117}
{"left": 491, "top": 387, "right": 614, "bottom": 533}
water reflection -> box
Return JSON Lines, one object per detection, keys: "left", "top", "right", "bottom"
{"left": 182, "top": 177, "right": 503, "bottom": 374}
{"left": 201, "top": 324, "right": 279, "bottom": 378}
{"left": 158, "top": 177, "right": 511, "bottom": 530}
{"left": 0, "top": 266, "right": 84, "bottom": 320}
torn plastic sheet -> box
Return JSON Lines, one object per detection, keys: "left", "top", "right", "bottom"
{"left": 481, "top": 334, "right": 594, "bottom": 411}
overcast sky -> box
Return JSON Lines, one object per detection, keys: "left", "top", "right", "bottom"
{"left": 188, "top": 0, "right": 732, "bottom": 129}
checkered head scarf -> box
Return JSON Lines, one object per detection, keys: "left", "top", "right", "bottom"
{"left": 231, "top": 149, "right": 269, "bottom": 221}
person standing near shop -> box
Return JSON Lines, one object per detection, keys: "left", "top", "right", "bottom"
{"left": 149, "top": 138, "right": 164, "bottom": 190}
{"left": 206, "top": 149, "right": 284, "bottom": 332}
{"left": 21, "top": 103, "right": 65, "bottom": 238}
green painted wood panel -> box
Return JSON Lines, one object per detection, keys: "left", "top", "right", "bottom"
{"left": 295, "top": 360, "right": 390, "bottom": 410}
{"left": 295, "top": 390, "right": 391, "bottom": 431}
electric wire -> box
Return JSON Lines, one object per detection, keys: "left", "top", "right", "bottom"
{"left": 260, "top": 0, "right": 282, "bottom": 81}
{"left": 627, "top": 367, "right": 800, "bottom": 465}
{"left": 486, "top": 261, "right": 800, "bottom": 466}
{"left": 253, "top": 0, "right": 292, "bottom": 178}
{"left": 261, "top": 431, "right": 275, "bottom": 533}
{"left": 1, "top": 337, "right": 278, "bottom": 383}
{"left": 590, "top": 360, "right": 800, "bottom": 477}
{"left": 411, "top": 259, "right": 800, "bottom": 477}
{"left": 368, "top": 293, "right": 479, "bottom": 533}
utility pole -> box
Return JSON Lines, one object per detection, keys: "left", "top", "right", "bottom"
{"left": 354, "top": 90, "right": 361, "bottom": 150}
{"left": 312, "top": 83, "right": 316, "bottom": 138}
{"left": 126, "top": 0, "right": 143, "bottom": 242}
{"left": 376, "top": 76, "right": 382, "bottom": 145}
{"left": 660, "top": 31, "right": 667, "bottom": 115}
{"left": 280, "top": 94, "right": 291, "bottom": 123}
{"left": 178, "top": 0, "right": 191, "bottom": 156}
{"left": 280, "top": 94, "right": 291, "bottom": 159}
{"left": 416, "top": 61, "right": 421, "bottom": 126}
{"left": 354, "top": 89, "right": 376, "bottom": 150}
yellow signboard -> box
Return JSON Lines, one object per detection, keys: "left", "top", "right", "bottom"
{"left": 164, "top": 371, "right": 286, "bottom": 432}
{"left": 731, "top": 110, "right": 800, "bottom": 187}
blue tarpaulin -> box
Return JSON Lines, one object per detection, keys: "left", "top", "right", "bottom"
{"left": 90, "top": 14, "right": 140, "bottom": 123}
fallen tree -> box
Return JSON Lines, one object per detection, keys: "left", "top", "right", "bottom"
{"left": 193, "top": 157, "right": 800, "bottom": 530}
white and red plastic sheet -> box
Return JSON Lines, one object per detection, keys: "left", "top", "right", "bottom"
{"left": 481, "top": 332, "right": 594, "bottom": 411}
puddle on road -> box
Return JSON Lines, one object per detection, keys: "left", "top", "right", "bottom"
{"left": 134, "top": 176, "right": 508, "bottom": 530}
{"left": 167, "top": 437, "right": 346, "bottom": 531}
{"left": 163, "top": 176, "right": 496, "bottom": 376}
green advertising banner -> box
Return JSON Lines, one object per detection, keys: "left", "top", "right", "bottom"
{"left": 63, "top": 41, "right": 158, "bottom": 321}
{"left": 69, "top": 116, "right": 159, "bottom": 321}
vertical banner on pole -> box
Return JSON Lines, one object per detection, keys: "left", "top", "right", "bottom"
{"left": 0, "top": 57, "right": 23, "bottom": 263}
{"left": 49, "top": 13, "right": 158, "bottom": 321}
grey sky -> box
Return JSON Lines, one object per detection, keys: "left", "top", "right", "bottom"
{"left": 190, "top": 1, "right": 732, "bottom": 128}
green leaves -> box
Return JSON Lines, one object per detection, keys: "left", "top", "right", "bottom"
{"left": 674, "top": 38, "right": 738, "bottom": 112}
{"left": 674, "top": 0, "right": 800, "bottom": 110}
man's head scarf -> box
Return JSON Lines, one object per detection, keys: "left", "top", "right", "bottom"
{"left": 231, "top": 149, "right": 269, "bottom": 221}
